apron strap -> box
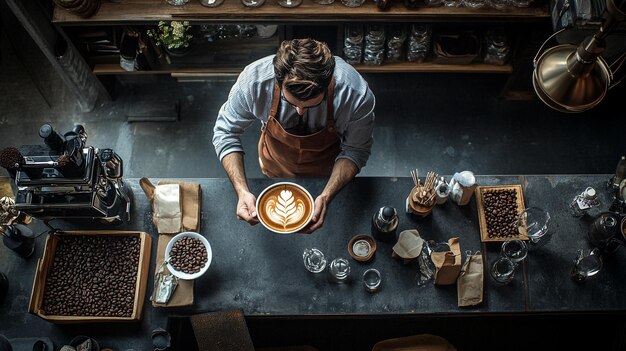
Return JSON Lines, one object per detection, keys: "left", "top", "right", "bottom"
{"left": 326, "top": 77, "right": 335, "bottom": 130}
{"left": 270, "top": 82, "right": 281, "bottom": 119}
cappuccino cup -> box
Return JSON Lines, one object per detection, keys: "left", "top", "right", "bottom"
{"left": 256, "top": 182, "right": 314, "bottom": 234}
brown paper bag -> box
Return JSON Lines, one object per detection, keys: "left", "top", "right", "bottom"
{"left": 140, "top": 177, "right": 202, "bottom": 233}
{"left": 140, "top": 177, "right": 203, "bottom": 307}
{"left": 431, "top": 237, "right": 461, "bottom": 285}
{"left": 153, "top": 233, "right": 194, "bottom": 307}
{"left": 457, "top": 251, "right": 483, "bottom": 307}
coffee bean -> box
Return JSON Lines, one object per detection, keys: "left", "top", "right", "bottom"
{"left": 482, "top": 189, "right": 520, "bottom": 239}
{"left": 41, "top": 235, "right": 141, "bottom": 317}
{"left": 169, "top": 236, "right": 208, "bottom": 274}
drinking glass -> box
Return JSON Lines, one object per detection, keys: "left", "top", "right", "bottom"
{"left": 303, "top": 248, "right": 327, "bottom": 273}
{"left": 344, "top": 24, "right": 364, "bottom": 65}
{"left": 501, "top": 240, "right": 528, "bottom": 264}
{"left": 571, "top": 248, "right": 602, "bottom": 283}
{"left": 241, "top": 0, "right": 265, "bottom": 7}
{"left": 363, "top": 268, "right": 381, "bottom": 292}
{"left": 341, "top": 0, "right": 366, "bottom": 7}
{"left": 461, "top": 0, "right": 486, "bottom": 9}
{"left": 517, "top": 207, "right": 550, "bottom": 244}
{"left": 407, "top": 24, "right": 432, "bottom": 63}
{"left": 278, "top": 0, "right": 303, "bottom": 7}
{"left": 329, "top": 257, "right": 351, "bottom": 283}
{"left": 166, "top": 0, "right": 190, "bottom": 5}
{"left": 199, "top": 0, "right": 224, "bottom": 7}
{"left": 490, "top": 256, "right": 516, "bottom": 285}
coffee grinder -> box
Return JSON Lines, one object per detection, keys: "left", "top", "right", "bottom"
{"left": 0, "top": 124, "right": 132, "bottom": 225}
{"left": 1, "top": 224, "right": 35, "bottom": 258}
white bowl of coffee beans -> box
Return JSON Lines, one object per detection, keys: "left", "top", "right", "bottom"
{"left": 165, "top": 232, "right": 212, "bottom": 280}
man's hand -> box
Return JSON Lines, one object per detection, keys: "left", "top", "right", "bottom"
{"left": 300, "top": 194, "right": 329, "bottom": 234}
{"left": 222, "top": 152, "right": 259, "bottom": 225}
{"left": 300, "top": 159, "right": 359, "bottom": 234}
{"left": 236, "top": 190, "right": 259, "bottom": 225}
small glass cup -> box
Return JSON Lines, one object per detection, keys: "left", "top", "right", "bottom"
{"left": 571, "top": 248, "right": 602, "bottom": 283}
{"left": 303, "top": 248, "right": 327, "bottom": 273}
{"left": 278, "top": 0, "right": 303, "bottom": 7}
{"left": 199, "top": 0, "right": 224, "bottom": 6}
{"left": 490, "top": 256, "right": 516, "bottom": 285}
{"left": 329, "top": 257, "right": 351, "bottom": 283}
{"left": 341, "top": 0, "right": 366, "bottom": 6}
{"left": 241, "top": 0, "right": 265, "bottom": 7}
{"left": 166, "top": 0, "right": 190, "bottom": 5}
{"left": 517, "top": 207, "right": 550, "bottom": 244}
{"left": 501, "top": 240, "right": 528, "bottom": 264}
{"left": 363, "top": 268, "right": 381, "bottom": 292}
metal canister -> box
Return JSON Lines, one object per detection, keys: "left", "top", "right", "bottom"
{"left": 371, "top": 206, "right": 399, "bottom": 242}
{"left": 588, "top": 212, "right": 624, "bottom": 253}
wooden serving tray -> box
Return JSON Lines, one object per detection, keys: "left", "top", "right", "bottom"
{"left": 28, "top": 230, "right": 152, "bottom": 323}
{"left": 475, "top": 185, "right": 527, "bottom": 243}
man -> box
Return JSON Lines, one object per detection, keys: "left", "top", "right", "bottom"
{"left": 213, "top": 38, "right": 375, "bottom": 233}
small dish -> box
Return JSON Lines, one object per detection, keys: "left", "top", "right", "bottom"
{"left": 348, "top": 234, "right": 376, "bottom": 262}
{"left": 165, "top": 232, "right": 212, "bottom": 280}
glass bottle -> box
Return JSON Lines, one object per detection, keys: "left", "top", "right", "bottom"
{"left": 570, "top": 187, "right": 600, "bottom": 217}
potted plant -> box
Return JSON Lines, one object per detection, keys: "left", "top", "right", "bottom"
{"left": 147, "top": 21, "right": 194, "bottom": 57}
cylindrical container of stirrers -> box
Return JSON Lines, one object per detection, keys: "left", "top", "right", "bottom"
{"left": 408, "top": 186, "right": 436, "bottom": 217}
{"left": 407, "top": 170, "right": 438, "bottom": 217}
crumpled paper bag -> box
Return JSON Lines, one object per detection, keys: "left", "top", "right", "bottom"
{"left": 457, "top": 251, "right": 483, "bottom": 307}
{"left": 431, "top": 236, "right": 461, "bottom": 285}
{"left": 392, "top": 229, "right": 425, "bottom": 264}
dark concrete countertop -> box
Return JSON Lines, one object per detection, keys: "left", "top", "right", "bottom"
{"left": 0, "top": 175, "right": 624, "bottom": 350}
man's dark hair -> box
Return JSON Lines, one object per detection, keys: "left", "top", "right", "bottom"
{"left": 273, "top": 38, "right": 335, "bottom": 101}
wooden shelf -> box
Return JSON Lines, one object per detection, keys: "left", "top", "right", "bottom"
{"left": 93, "top": 63, "right": 242, "bottom": 75}
{"left": 53, "top": 0, "right": 549, "bottom": 25}
{"left": 93, "top": 60, "right": 512, "bottom": 75}
{"left": 354, "top": 61, "right": 513, "bottom": 73}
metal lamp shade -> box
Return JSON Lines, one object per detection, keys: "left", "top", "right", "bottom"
{"left": 533, "top": 44, "right": 612, "bottom": 113}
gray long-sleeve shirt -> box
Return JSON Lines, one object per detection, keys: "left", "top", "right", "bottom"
{"left": 212, "top": 55, "right": 375, "bottom": 171}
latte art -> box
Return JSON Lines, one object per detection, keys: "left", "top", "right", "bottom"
{"left": 265, "top": 190, "right": 307, "bottom": 230}
{"left": 257, "top": 182, "right": 314, "bottom": 234}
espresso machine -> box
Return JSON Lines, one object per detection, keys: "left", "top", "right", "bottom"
{"left": 0, "top": 124, "right": 131, "bottom": 225}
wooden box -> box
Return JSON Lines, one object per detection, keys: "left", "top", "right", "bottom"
{"left": 475, "top": 185, "right": 527, "bottom": 243}
{"left": 28, "top": 230, "right": 152, "bottom": 323}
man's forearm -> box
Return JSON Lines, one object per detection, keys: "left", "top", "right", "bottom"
{"left": 221, "top": 152, "right": 249, "bottom": 196}
{"left": 320, "top": 158, "right": 359, "bottom": 202}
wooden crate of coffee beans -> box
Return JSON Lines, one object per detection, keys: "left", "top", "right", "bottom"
{"left": 474, "top": 185, "right": 528, "bottom": 243}
{"left": 28, "top": 230, "right": 152, "bottom": 323}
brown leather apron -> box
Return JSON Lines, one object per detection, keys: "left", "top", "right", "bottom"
{"left": 258, "top": 79, "right": 340, "bottom": 178}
